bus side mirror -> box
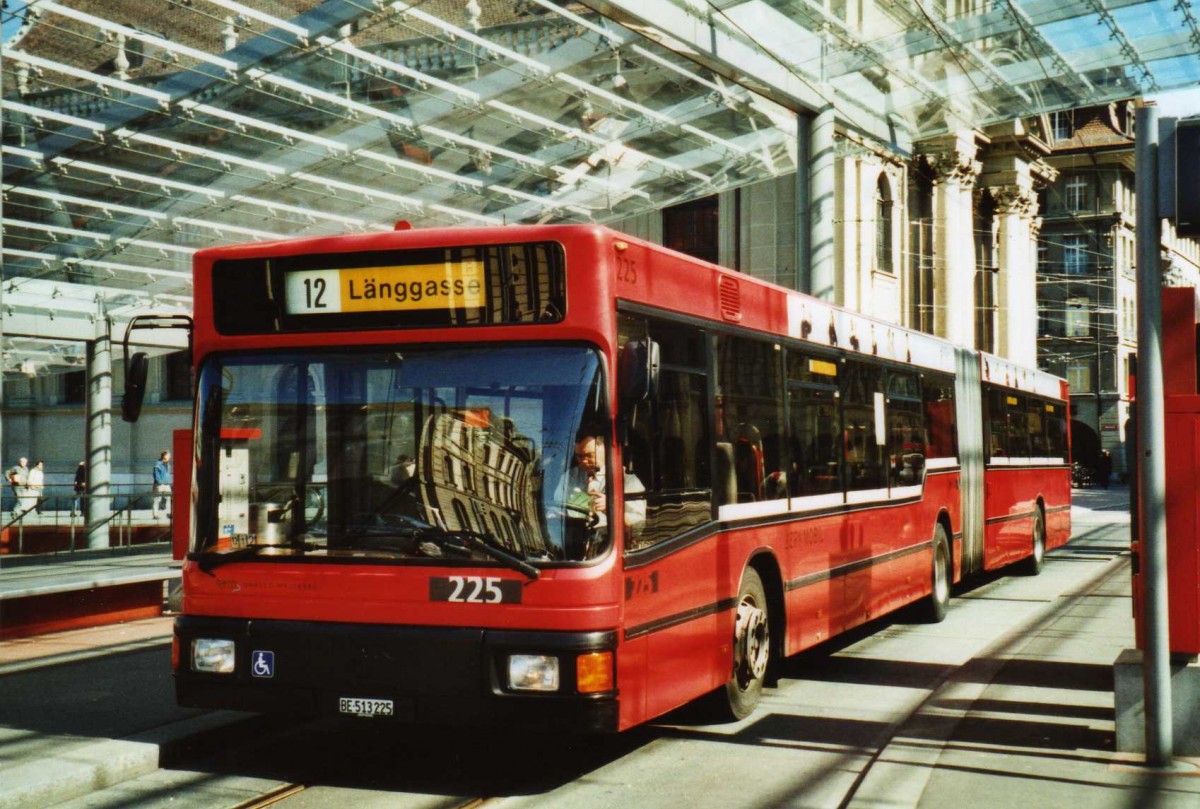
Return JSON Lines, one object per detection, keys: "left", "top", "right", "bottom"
{"left": 619, "top": 339, "right": 660, "bottom": 413}
{"left": 119, "top": 313, "right": 193, "bottom": 423}
{"left": 122, "top": 351, "right": 149, "bottom": 423}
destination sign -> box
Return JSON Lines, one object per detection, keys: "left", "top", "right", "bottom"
{"left": 211, "top": 241, "right": 564, "bottom": 334}
{"left": 284, "top": 262, "right": 486, "bottom": 315}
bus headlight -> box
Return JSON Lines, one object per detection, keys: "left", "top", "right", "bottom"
{"left": 191, "top": 638, "right": 236, "bottom": 673}
{"left": 507, "top": 654, "right": 559, "bottom": 691}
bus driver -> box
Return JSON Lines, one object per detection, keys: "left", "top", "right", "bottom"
{"left": 571, "top": 435, "right": 646, "bottom": 541}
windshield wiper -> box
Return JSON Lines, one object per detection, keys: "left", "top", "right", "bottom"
{"left": 192, "top": 546, "right": 268, "bottom": 575}
{"left": 191, "top": 541, "right": 315, "bottom": 574}
{"left": 463, "top": 531, "right": 540, "bottom": 580}
{"left": 194, "top": 528, "right": 539, "bottom": 580}
{"left": 340, "top": 513, "right": 539, "bottom": 579}
{"left": 415, "top": 528, "right": 540, "bottom": 580}
{"left": 339, "top": 529, "right": 538, "bottom": 579}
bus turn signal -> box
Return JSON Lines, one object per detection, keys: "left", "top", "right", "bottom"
{"left": 576, "top": 651, "right": 613, "bottom": 693}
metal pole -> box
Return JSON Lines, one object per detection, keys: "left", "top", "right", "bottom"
{"left": 85, "top": 320, "right": 113, "bottom": 550}
{"left": 1135, "top": 102, "right": 1173, "bottom": 767}
{"left": 0, "top": 103, "right": 6, "bottom": 503}
{"left": 796, "top": 110, "right": 812, "bottom": 294}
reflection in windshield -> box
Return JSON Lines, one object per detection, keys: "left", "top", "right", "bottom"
{"left": 193, "top": 346, "right": 609, "bottom": 565}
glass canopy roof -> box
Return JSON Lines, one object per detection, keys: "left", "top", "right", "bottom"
{"left": 2, "top": 0, "right": 1197, "bottom": 377}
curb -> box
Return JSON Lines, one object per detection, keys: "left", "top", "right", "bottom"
{"left": 0, "top": 544, "right": 174, "bottom": 570}
{"left": 0, "top": 711, "right": 253, "bottom": 809}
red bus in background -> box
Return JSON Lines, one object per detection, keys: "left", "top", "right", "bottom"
{"left": 161, "top": 224, "right": 1070, "bottom": 732}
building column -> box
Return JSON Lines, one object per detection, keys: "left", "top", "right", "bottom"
{"left": 809, "top": 106, "right": 837, "bottom": 301}
{"left": 992, "top": 185, "right": 1040, "bottom": 367}
{"left": 926, "top": 136, "right": 981, "bottom": 348}
{"left": 839, "top": 156, "right": 861, "bottom": 312}
{"left": 85, "top": 323, "right": 113, "bottom": 550}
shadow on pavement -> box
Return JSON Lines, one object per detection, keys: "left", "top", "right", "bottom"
{"left": 0, "top": 645, "right": 195, "bottom": 739}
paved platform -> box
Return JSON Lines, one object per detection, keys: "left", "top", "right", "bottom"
{"left": 0, "top": 486, "right": 1197, "bottom": 809}
{"left": 0, "top": 615, "right": 176, "bottom": 673}
{"left": 0, "top": 544, "right": 180, "bottom": 639}
{"left": 0, "top": 546, "right": 178, "bottom": 599}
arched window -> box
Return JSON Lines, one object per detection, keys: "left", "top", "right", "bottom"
{"left": 974, "top": 193, "right": 997, "bottom": 353}
{"left": 875, "top": 175, "right": 894, "bottom": 275}
{"left": 909, "top": 162, "right": 935, "bottom": 333}
{"left": 451, "top": 499, "right": 472, "bottom": 532}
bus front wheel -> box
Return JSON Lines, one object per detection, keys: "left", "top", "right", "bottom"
{"left": 722, "top": 567, "right": 770, "bottom": 720}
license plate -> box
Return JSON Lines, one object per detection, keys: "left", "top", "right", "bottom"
{"left": 338, "top": 697, "right": 394, "bottom": 718}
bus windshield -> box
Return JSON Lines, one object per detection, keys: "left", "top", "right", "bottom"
{"left": 192, "top": 345, "right": 610, "bottom": 566}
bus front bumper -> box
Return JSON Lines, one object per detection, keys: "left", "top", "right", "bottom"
{"left": 173, "top": 616, "right": 619, "bottom": 733}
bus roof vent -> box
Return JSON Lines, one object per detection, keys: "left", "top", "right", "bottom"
{"left": 718, "top": 275, "right": 743, "bottom": 322}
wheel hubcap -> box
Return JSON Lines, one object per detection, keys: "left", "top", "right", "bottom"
{"left": 734, "top": 598, "right": 769, "bottom": 687}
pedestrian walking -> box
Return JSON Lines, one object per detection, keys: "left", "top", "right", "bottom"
{"left": 1098, "top": 450, "right": 1113, "bottom": 490}
{"left": 6, "top": 457, "right": 28, "bottom": 515}
{"left": 72, "top": 461, "right": 87, "bottom": 517}
{"left": 27, "top": 460, "right": 45, "bottom": 514}
{"left": 152, "top": 451, "right": 172, "bottom": 520}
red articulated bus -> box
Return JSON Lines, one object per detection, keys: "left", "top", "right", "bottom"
{"left": 162, "top": 224, "right": 1071, "bottom": 732}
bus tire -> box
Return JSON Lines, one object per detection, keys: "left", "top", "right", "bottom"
{"left": 921, "top": 523, "right": 951, "bottom": 623}
{"left": 722, "top": 567, "right": 771, "bottom": 720}
{"left": 1021, "top": 508, "right": 1046, "bottom": 576}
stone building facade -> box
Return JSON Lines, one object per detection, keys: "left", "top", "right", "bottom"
{"left": 1037, "top": 102, "right": 1200, "bottom": 478}
{"left": 617, "top": 117, "right": 1058, "bottom": 374}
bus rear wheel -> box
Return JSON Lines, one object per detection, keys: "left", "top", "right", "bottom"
{"left": 1021, "top": 508, "right": 1046, "bottom": 576}
{"left": 921, "top": 523, "right": 951, "bottom": 623}
{"left": 722, "top": 567, "right": 770, "bottom": 720}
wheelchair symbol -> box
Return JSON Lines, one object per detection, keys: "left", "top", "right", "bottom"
{"left": 251, "top": 650, "right": 275, "bottom": 678}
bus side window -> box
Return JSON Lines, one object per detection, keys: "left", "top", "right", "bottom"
{"left": 619, "top": 317, "right": 711, "bottom": 549}
{"left": 1046, "top": 402, "right": 1067, "bottom": 459}
{"left": 921, "top": 373, "right": 957, "bottom": 459}
{"left": 985, "top": 387, "right": 1009, "bottom": 459}
{"left": 716, "top": 335, "right": 786, "bottom": 504}
{"left": 1028, "top": 398, "right": 1050, "bottom": 458}
{"left": 1006, "top": 394, "right": 1032, "bottom": 458}
{"left": 786, "top": 351, "right": 840, "bottom": 497}
{"left": 886, "top": 372, "right": 924, "bottom": 488}
{"left": 618, "top": 313, "right": 654, "bottom": 481}
{"left": 841, "top": 361, "right": 886, "bottom": 491}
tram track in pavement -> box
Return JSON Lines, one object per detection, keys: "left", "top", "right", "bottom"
{"left": 156, "top": 705, "right": 646, "bottom": 809}
{"left": 231, "top": 783, "right": 506, "bottom": 809}
{"left": 231, "top": 784, "right": 306, "bottom": 809}
{"left": 831, "top": 549, "right": 1132, "bottom": 808}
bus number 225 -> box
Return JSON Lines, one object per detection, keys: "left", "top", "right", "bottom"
{"left": 430, "top": 576, "right": 521, "bottom": 604}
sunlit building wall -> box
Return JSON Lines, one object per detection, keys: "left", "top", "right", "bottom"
{"left": 1037, "top": 101, "right": 1200, "bottom": 478}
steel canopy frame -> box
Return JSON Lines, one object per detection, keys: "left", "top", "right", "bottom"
{"left": 2, "top": 0, "right": 1199, "bottom": 377}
